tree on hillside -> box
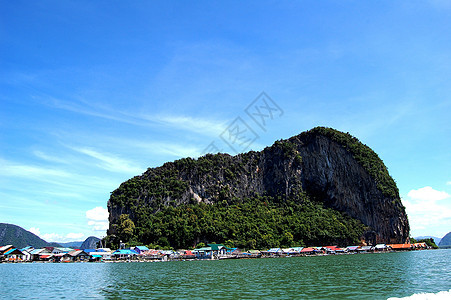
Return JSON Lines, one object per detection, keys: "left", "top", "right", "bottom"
{"left": 117, "top": 214, "right": 135, "bottom": 243}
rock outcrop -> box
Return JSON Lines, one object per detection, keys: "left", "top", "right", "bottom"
{"left": 108, "top": 127, "right": 409, "bottom": 245}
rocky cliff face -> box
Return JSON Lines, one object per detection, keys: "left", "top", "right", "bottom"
{"left": 108, "top": 127, "right": 409, "bottom": 245}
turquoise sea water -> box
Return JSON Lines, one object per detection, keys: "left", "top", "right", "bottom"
{"left": 1, "top": 249, "right": 450, "bottom": 299}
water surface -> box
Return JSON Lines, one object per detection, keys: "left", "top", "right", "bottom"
{"left": 1, "top": 249, "right": 450, "bottom": 299}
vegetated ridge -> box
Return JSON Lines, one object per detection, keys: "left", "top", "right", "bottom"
{"left": 0, "top": 223, "right": 61, "bottom": 248}
{"left": 106, "top": 127, "right": 409, "bottom": 249}
{"left": 80, "top": 236, "right": 101, "bottom": 249}
{"left": 57, "top": 241, "right": 83, "bottom": 248}
{"left": 438, "top": 232, "right": 451, "bottom": 248}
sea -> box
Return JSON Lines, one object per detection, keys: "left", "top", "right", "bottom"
{"left": 1, "top": 249, "right": 450, "bottom": 299}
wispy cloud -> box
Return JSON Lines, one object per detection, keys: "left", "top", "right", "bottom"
{"left": 44, "top": 96, "right": 230, "bottom": 138}
{"left": 131, "top": 140, "right": 202, "bottom": 158}
{"left": 33, "top": 150, "right": 69, "bottom": 164}
{"left": 70, "top": 147, "right": 144, "bottom": 174}
{"left": 1, "top": 159, "right": 72, "bottom": 178}
{"left": 43, "top": 96, "right": 146, "bottom": 127}
{"left": 148, "top": 115, "right": 228, "bottom": 137}
{"left": 0, "top": 158, "right": 121, "bottom": 196}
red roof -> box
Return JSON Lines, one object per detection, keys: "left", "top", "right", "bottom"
{"left": 40, "top": 255, "right": 51, "bottom": 259}
{"left": 325, "top": 246, "right": 339, "bottom": 250}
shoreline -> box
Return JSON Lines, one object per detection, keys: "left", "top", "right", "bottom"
{"left": 1, "top": 248, "right": 439, "bottom": 264}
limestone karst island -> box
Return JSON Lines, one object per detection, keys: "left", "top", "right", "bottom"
{"left": 4, "top": 127, "right": 443, "bottom": 264}
{"left": 104, "top": 127, "right": 410, "bottom": 252}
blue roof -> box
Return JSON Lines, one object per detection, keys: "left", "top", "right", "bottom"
{"left": 113, "top": 249, "right": 138, "bottom": 255}
{"left": 83, "top": 249, "right": 96, "bottom": 253}
{"left": 135, "top": 246, "right": 149, "bottom": 251}
{"left": 268, "top": 248, "right": 281, "bottom": 252}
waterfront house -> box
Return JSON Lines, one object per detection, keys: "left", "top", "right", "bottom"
{"left": 266, "top": 248, "right": 283, "bottom": 256}
{"left": 20, "top": 246, "right": 34, "bottom": 261}
{"left": 300, "top": 247, "right": 316, "bottom": 254}
{"left": 387, "top": 244, "right": 412, "bottom": 251}
{"left": 68, "top": 250, "right": 90, "bottom": 261}
{"left": 52, "top": 247, "right": 73, "bottom": 254}
{"left": 346, "top": 246, "right": 359, "bottom": 252}
{"left": 97, "top": 247, "right": 112, "bottom": 252}
{"left": 207, "top": 244, "right": 228, "bottom": 256}
{"left": 192, "top": 244, "right": 229, "bottom": 259}
{"left": 324, "top": 246, "right": 340, "bottom": 254}
{"left": 134, "top": 246, "right": 150, "bottom": 254}
{"left": 193, "top": 247, "right": 213, "bottom": 259}
{"left": 292, "top": 247, "right": 303, "bottom": 253}
{"left": 0, "top": 245, "right": 14, "bottom": 255}
{"left": 374, "top": 244, "right": 389, "bottom": 251}
{"left": 112, "top": 249, "right": 138, "bottom": 259}
{"left": 141, "top": 249, "right": 163, "bottom": 259}
{"left": 88, "top": 250, "right": 112, "bottom": 260}
{"left": 357, "top": 246, "right": 373, "bottom": 253}
{"left": 179, "top": 250, "right": 196, "bottom": 259}
{"left": 83, "top": 249, "right": 99, "bottom": 254}
{"left": 53, "top": 253, "right": 71, "bottom": 262}
{"left": 4, "top": 248, "right": 25, "bottom": 261}
{"left": 281, "top": 248, "right": 298, "bottom": 255}
{"left": 413, "top": 242, "right": 427, "bottom": 249}
{"left": 30, "top": 248, "right": 52, "bottom": 261}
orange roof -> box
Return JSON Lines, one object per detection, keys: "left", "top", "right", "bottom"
{"left": 301, "top": 247, "right": 315, "bottom": 252}
{"left": 388, "top": 244, "right": 412, "bottom": 249}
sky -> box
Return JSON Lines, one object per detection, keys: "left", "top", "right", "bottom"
{"left": 1, "top": 0, "right": 450, "bottom": 243}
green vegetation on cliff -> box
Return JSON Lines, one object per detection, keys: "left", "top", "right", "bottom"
{"left": 108, "top": 196, "right": 367, "bottom": 249}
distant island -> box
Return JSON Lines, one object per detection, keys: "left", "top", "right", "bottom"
{"left": 0, "top": 223, "right": 61, "bottom": 248}
{"left": 0, "top": 223, "right": 99, "bottom": 249}
{"left": 105, "top": 127, "right": 410, "bottom": 250}
{"left": 414, "top": 236, "right": 442, "bottom": 245}
{"left": 438, "top": 232, "right": 451, "bottom": 248}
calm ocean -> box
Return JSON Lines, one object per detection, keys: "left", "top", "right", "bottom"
{"left": 1, "top": 249, "right": 450, "bottom": 299}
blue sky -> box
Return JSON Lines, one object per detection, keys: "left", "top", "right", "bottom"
{"left": 1, "top": 1, "right": 450, "bottom": 242}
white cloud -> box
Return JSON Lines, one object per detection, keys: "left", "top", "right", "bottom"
{"left": 407, "top": 186, "right": 450, "bottom": 201}
{"left": 71, "top": 147, "right": 143, "bottom": 174}
{"left": 41, "top": 233, "right": 62, "bottom": 242}
{"left": 28, "top": 227, "right": 41, "bottom": 236}
{"left": 403, "top": 186, "right": 451, "bottom": 237}
{"left": 88, "top": 221, "right": 109, "bottom": 231}
{"left": 86, "top": 207, "right": 109, "bottom": 221}
{"left": 66, "top": 232, "right": 84, "bottom": 240}
{"left": 86, "top": 207, "right": 109, "bottom": 232}
{"left": 447, "top": 181, "right": 451, "bottom": 185}
{"left": 40, "top": 232, "right": 84, "bottom": 243}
